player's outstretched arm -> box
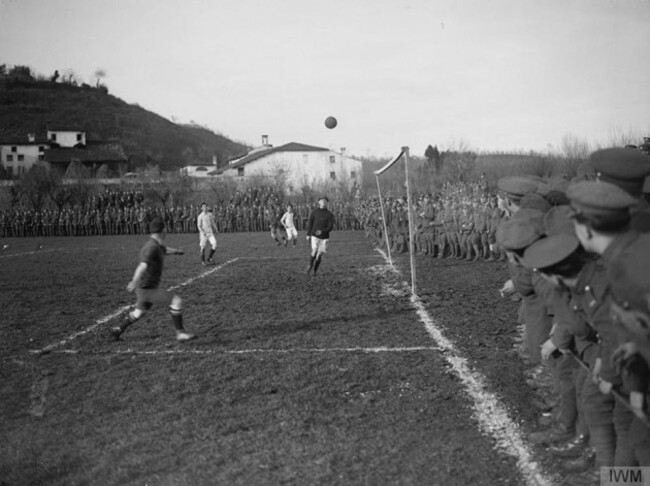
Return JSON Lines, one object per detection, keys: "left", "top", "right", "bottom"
{"left": 165, "top": 246, "right": 184, "bottom": 255}
{"left": 127, "top": 262, "right": 148, "bottom": 292}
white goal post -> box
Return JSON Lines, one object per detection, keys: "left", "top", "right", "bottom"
{"left": 373, "top": 147, "right": 417, "bottom": 296}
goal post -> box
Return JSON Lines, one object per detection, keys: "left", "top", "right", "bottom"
{"left": 373, "top": 146, "right": 417, "bottom": 297}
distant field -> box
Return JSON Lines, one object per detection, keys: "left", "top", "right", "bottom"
{"left": 1, "top": 231, "right": 559, "bottom": 485}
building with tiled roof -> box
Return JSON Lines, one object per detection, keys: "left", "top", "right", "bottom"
{"left": 0, "top": 129, "right": 128, "bottom": 177}
{"left": 215, "top": 135, "right": 362, "bottom": 193}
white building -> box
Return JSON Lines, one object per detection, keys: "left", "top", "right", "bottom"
{"left": 0, "top": 134, "right": 49, "bottom": 177}
{"left": 218, "top": 136, "right": 362, "bottom": 193}
{"left": 46, "top": 128, "right": 86, "bottom": 147}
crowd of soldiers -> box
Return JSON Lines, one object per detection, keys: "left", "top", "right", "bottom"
{"left": 358, "top": 146, "right": 650, "bottom": 482}
{"left": 492, "top": 148, "right": 650, "bottom": 484}
{"left": 0, "top": 186, "right": 362, "bottom": 238}
{"left": 359, "top": 179, "right": 510, "bottom": 261}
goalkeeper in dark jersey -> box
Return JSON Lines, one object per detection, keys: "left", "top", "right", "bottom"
{"left": 305, "top": 196, "right": 335, "bottom": 276}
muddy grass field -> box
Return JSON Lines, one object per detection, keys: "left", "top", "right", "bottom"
{"left": 1, "top": 231, "right": 565, "bottom": 485}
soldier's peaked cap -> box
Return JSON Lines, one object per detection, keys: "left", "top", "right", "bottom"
{"left": 519, "top": 193, "right": 551, "bottom": 213}
{"left": 566, "top": 181, "right": 636, "bottom": 226}
{"left": 522, "top": 233, "right": 580, "bottom": 270}
{"left": 544, "top": 205, "right": 575, "bottom": 236}
{"left": 590, "top": 147, "right": 650, "bottom": 197}
{"left": 497, "top": 176, "right": 539, "bottom": 202}
{"left": 495, "top": 210, "right": 544, "bottom": 251}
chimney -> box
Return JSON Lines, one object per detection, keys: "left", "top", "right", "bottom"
{"left": 28, "top": 133, "right": 35, "bottom": 142}
{"left": 340, "top": 147, "right": 346, "bottom": 155}
{"left": 262, "top": 135, "right": 269, "bottom": 146}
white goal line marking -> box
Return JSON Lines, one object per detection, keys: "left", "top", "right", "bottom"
{"left": 374, "top": 248, "right": 554, "bottom": 486}
{"left": 29, "top": 346, "right": 442, "bottom": 357}
{"left": 238, "top": 254, "right": 382, "bottom": 261}
{"left": 31, "top": 258, "right": 240, "bottom": 355}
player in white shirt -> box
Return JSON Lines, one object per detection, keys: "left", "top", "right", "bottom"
{"left": 197, "top": 202, "right": 218, "bottom": 265}
{"left": 280, "top": 204, "right": 298, "bottom": 247}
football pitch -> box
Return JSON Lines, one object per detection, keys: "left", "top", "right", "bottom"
{"left": 1, "top": 231, "right": 554, "bottom": 485}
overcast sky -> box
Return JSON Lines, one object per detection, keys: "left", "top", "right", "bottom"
{"left": 1, "top": 0, "right": 648, "bottom": 158}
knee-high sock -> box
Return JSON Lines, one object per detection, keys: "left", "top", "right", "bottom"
{"left": 119, "top": 311, "right": 139, "bottom": 332}
{"left": 313, "top": 255, "right": 322, "bottom": 273}
{"left": 170, "top": 307, "right": 184, "bottom": 331}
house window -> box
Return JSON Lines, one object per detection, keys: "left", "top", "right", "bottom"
{"left": 330, "top": 171, "right": 336, "bottom": 180}
{"left": 39, "top": 146, "right": 45, "bottom": 152}
{"left": 38, "top": 155, "right": 44, "bottom": 161}
{"left": 76, "top": 133, "right": 82, "bottom": 142}
{"left": 50, "top": 133, "right": 57, "bottom": 141}
{"left": 17, "top": 154, "right": 24, "bottom": 162}
{"left": 11, "top": 146, "right": 17, "bottom": 152}
{"left": 237, "top": 167, "right": 245, "bottom": 177}
{"left": 350, "top": 170, "right": 356, "bottom": 178}
{"left": 6, "top": 154, "right": 13, "bottom": 162}
{"left": 303, "top": 154, "right": 308, "bottom": 163}
{"left": 329, "top": 155, "right": 335, "bottom": 163}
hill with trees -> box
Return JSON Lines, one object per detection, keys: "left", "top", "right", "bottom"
{"left": 0, "top": 64, "right": 248, "bottom": 171}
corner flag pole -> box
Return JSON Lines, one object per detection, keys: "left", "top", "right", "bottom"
{"left": 375, "top": 174, "right": 393, "bottom": 266}
{"left": 402, "top": 146, "right": 417, "bottom": 297}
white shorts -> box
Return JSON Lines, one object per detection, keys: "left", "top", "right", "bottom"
{"left": 200, "top": 233, "right": 217, "bottom": 250}
{"left": 310, "top": 236, "right": 328, "bottom": 255}
{"left": 286, "top": 227, "right": 298, "bottom": 240}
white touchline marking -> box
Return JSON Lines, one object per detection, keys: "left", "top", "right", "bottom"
{"left": 0, "top": 248, "right": 58, "bottom": 259}
{"left": 374, "top": 248, "right": 554, "bottom": 486}
{"left": 31, "top": 258, "right": 240, "bottom": 354}
{"left": 26, "top": 346, "right": 442, "bottom": 356}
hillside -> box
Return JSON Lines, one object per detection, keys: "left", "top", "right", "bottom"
{"left": 0, "top": 80, "right": 248, "bottom": 171}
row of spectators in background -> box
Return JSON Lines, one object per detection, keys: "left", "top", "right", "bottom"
{"left": 359, "top": 179, "right": 513, "bottom": 261}
{"left": 0, "top": 190, "right": 361, "bottom": 237}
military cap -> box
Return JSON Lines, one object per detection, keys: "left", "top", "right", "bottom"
{"left": 512, "top": 208, "right": 546, "bottom": 232}
{"left": 495, "top": 210, "right": 544, "bottom": 251}
{"left": 519, "top": 193, "right": 551, "bottom": 213}
{"left": 544, "top": 205, "right": 575, "bottom": 236}
{"left": 608, "top": 234, "right": 650, "bottom": 314}
{"left": 590, "top": 147, "right": 650, "bottom": 197}
{"left": 566, "top": 180, "right": 636, "bottom": 229}
{"left": 150, "top": 217, "right": 165, "bottom": 233}
{"left": 497, "top": 176, "right": 539, "bottom": 202}
{"left": 319, "top": 195, "right": 329, "bottom": 202}
{"left": 575, "top": 162, "right": 596, "bottom": 181}
{"left": 522, "top": 233, "right": 580, "bottom": 270}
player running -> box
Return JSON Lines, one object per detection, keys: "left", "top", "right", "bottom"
{"left": 110, "top": 217, "right": 195, "bottom": 342}
{"left": 280, "top": 203, "right": 298, "bottom": 247}
{"left": 305, "top": 196, "right": 335, "bottom": 276}
{"left": 197, "top": 202, "right": 218, "bottom": 265}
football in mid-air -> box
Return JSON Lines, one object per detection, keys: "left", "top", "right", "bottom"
{"left": 324, "top": 116, "right": 337, "bottom": 129}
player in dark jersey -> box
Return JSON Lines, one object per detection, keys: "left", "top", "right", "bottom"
{"left": 305, "top": 196, "right": 335, "bottom": 276}
{"left": 110, "top": 217, "right": 195, "bottom": 342}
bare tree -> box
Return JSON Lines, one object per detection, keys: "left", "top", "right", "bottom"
{"left": 441, "top": 139, "right": 477, "bottom": 183}
{"left": 93, "top": 68, "right": 107, "bottom": 88}
{"left": 15, "top": 166, "right": 60, "bottom": 212}
{"left": 560, "top": 134, "right": 591, "bottom": 178}
{"left": 62, "top": 68, "right": 81, "bottom": 85}
{"left": 605, "top": 128, "right": 644, "bottom": 148}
